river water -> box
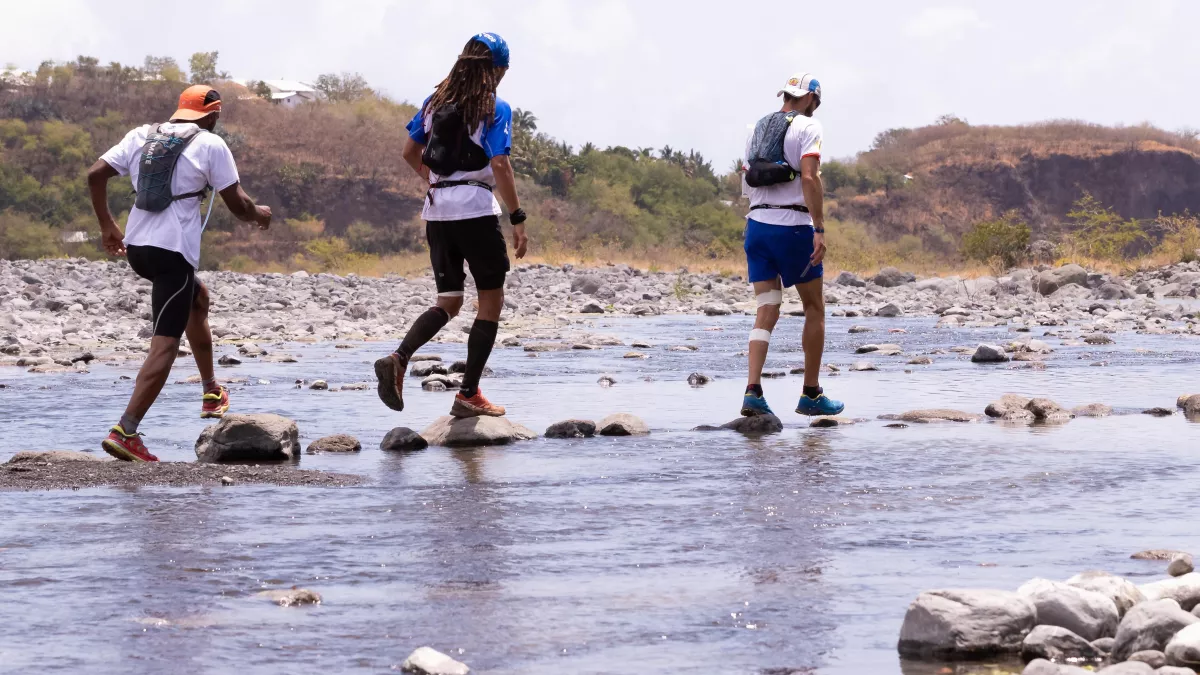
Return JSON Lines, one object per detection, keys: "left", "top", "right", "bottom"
{"left": 1, "top": 314, "right": 1198, "bottom": 674}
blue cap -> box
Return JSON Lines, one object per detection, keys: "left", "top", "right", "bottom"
{"left": 472, "top": 32, "right": 510, "bottom": 68}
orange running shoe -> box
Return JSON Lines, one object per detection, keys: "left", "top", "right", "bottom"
{"left": 450, "top": 388, "right": 506, "bottom": 418}
{"left": 201, "top": 386, "right": 230, "bottom": 419}
{"left": 102, "top": 426, "right": 159, "bottom": 462}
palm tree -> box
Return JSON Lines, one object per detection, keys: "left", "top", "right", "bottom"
{"left": 659, "top": 145, "right": 673, "bottom": 161}
{"left": 513, "top": 108, "right": 538, "bottom": 133}
{"left": 580, "top": 142, "right": 596, "bottom": 155}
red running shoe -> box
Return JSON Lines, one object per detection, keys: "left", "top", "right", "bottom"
{"left": 102, "top": 426, "right": 159, "bottom": 462}
{"left": 450, "top": 388, "right": 506, "bottom": 418}
{"left": 201, "top": 386, "right": 230, "bottom": 419}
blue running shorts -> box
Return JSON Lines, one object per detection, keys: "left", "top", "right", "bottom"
{"left": 744, "top": 218, "right": 823, "bottom": 287}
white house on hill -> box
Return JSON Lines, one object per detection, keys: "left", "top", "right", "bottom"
{"left": 231, "top": 78, "right": 321, "bottom": 108}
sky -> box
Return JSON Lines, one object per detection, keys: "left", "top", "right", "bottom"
{"left": 4, "top": 0, "right": 1198, "bottom": 167}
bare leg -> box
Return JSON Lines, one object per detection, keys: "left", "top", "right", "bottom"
{"left": 123, "top": 336, "right": 181, "bottom": 422}
{"left": 185, "top": 282, "right": 217, "bottom": 393}
{"left": 748, "top": 278, "right": 782, "bottom": 386}
{"left": 795, "top": 277, "right": 826, "bottom": 389}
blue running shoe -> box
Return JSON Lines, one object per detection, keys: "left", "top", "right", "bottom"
{"left": 741, "top": 393, "right": 775, "bottom": 417}
{"left": 796, "top": 393, "right": 845, "bottom": 416}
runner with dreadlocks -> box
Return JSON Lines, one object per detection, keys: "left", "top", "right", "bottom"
{"left": 374, "top": 32, "right": 528, "bottom": 418}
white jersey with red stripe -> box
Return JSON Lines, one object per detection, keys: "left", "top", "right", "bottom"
{"left": 741, "top": 115, "right": 823, "bottom": 227}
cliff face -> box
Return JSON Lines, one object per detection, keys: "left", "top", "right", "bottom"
{"left": 837, "top": 147, "right": 1200, "bottom": 241}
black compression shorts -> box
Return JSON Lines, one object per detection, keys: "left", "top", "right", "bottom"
{"left": 126, "top": 245, "right": 198, "bottom": 339}
{"left": 426, "top": 215, "right": 510, "bottom": 294}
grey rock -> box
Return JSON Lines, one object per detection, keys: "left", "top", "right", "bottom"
{"left": 571, "top": 275, "right": 603, "bottom": 295}
{"left": 410, "top": 362, "right": 448, "bottom": 377}
{"left": 1021, "top": 660, "right": 1061, "bottom": 675}
{"left": 876, "top": 302, "right": 903, "bottom": 317}
{"left": 1073, "top": 403, "right": 1114, "bottom": 417}
{"left": 1068, "top": 571, "right": 1147, "bottom": 617}
{"left": 380, "top": 427, "right": 428, "bottom": 452}
{"left": 972, "top": 343, "right": 1010, "bottom": 363}
{"left": 1170, "top": 554, "right": 1195, "bottom": 577}
{"left": 897, "top": 588, "right": 1036, "bottom": 657}
{"left": 1096, "top": 663, "right": 1154, "bottom": 674}
{"left": 719, "top": 415, "right": 783, "bottom": 434}
{"left": 1141, "top": 574, "right": 1200, "bottom": 611}
{"left": 1021, "top": 624, "right": 1100, "bottom": 661}
{"left": 257, "top": 588, "right": 321, "bottom": 607}
{"left": 834, "top": 271, "right": 866, "bottom": 287}
{"left": 873, "top": 267, "right": 916, "bottom": 288}
{"left": 598, "top": 413, "right": 649, "bottom": 436}
{"left": 849, "top": 361, "right": 878, "bottom": 371}
{"left": 1128, "top": 650, "right": 1168, "bottom": 668}
{"left": 1144, "top": 408, "right": 1176, "bottom": 417}
{"left": 1092, "top": 636, "right": 1116, "bottom": 653}
{"left": 309, "top": 380, "right": 329, "bottom": 390}
{"left": 195, "top": 414, "right": 300, "bottom": 463}
{"left": 1026, "top": 398, "right": 1073, "bottom": 421}
{"left": 401, "top": 646, "right": 470, "bottom": 675}
{"left": 687, "top": 372, "right": 712, "bottom": 386}
{"left": 898, "top": 409, "right": 982, "bottom": 423}
{"left": 581, "top": 302, "right": 605, "bottom": 314}
{"left": 409, "top": 355, "right": 443, "bottom": 362}
{"left": 1185, "top": 395, "right": 1200, "bottom": 416}
{"left": 7, "top": 450, "right": 104, "bottom": 464}
{"left": 1112, "top": 599, "right": 1200, "bottom": 661}
{"left": 1037, "top": 264, "right": 1090, "bottom": 295}
{"left": 1178, "top": 394, "right": 1200, "bottom": 410}
{"left": 908, "top": 356, "right": 933, "bottom": 365}
{"left": 1086, "top": 334, "right": 1115, "bottom": 345}
{"left": 597, "top": 374, "right": 617, "bottom": 387}
{"left": 1156, "top": 666, "right": 1199, "bottom": 675}
{"left": 702, "top": 304, "right": 731, "bottom": 316}
{"left": 1018, "top": 577, "right": 1120, "bottom": 641}
{"left": 218, "top": 354, "right": 242, "bottom": 366}
{"left": 1136, "top": 551, "right": 1193, "bottom": 561}
{"left": 419, "top": 416, "right": 538, "bottom": 448}
{"left": 986, "top": 394, "right": 1033, "bottom": 418}
{"left": 544, "top": 419, "right": 597, "bottom": 439}
{"left": 1166, "top": 623, "right": 1200, "bottom": 667}
{"left": 220, "top": 476, "right": 234, "bottom": 486}
{"left": 238, "top": 343, "right": 266, "bottom": 357}
{"left": 848, "top": 325, "right": 873, "bottom": 333}
{"left": 306, "top": 434, "right": 361, "bottom": 453}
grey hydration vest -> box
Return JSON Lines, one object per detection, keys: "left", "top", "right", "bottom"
{"left": 745, "top": 111, "right": 799, "bottom": 188}
{"left": 134, "top": 124, "right": 209, "bottom": 212}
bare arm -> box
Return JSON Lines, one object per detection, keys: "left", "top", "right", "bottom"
{"left": 402, "top": 137, "right": 430, "bottom": 181}
{"left": 800, "top": 155, "right": 826, "bottom": 264}
{"left": 87, "top": 159, "right": 125, "bottom": 256}
{"left": 490, "top": 155, "right": 527, "bottom": 259}
{"left": 218, "top": 183, "right": 272, "bottom": 230}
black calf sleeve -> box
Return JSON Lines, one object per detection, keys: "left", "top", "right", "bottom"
{"left": 397, "top": 307, "right": 450, "bottom": 363}
{"left": 460, "top": 319, "right": 499, "bottom": 398}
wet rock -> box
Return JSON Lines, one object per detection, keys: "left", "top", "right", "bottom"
{"left": 1128, "top": 650, "right": 1168, "bottom": 668}
{"left": 811, "top": 416, "right": 858, "bottom": 428}
{"left": 523, "top": 342, "right": 568, "bottom": 353}
{"left": 238, "top": 343, "right": 265, "bottom": 357}
{"left": 876, "top": 302, "right": 903, "bottom": 317}
{"left": 220, "top": 475, "right": 234, "bottom": 486}
{"left": 545, "top": 420, "right": 596, "bottom": 438}
{"left": 972, "top": 343, "right": 1010, "bottom": 363}
{"left": 380, "top": 427, "right": 428, "bottom": 452}
{"left": 898, "top": 409, "right": 982, "bottom": 423}
{"left": 581, "top": 302, "right": 605, "bottom": 314}
{"left": 623, "top": 351, "right": 647, "bottom": 359}
{"left": 7, "top": 450, "right": 104, "bottom": 464}
{"left": 1018, "top": 577, "right": 1119, "bottom": 641}
{"left": 1068, "top": 571, "right": 1146, "bottom": 617}
{"left": 410, "top": 362, "right": 448, "bottom": 377}
{"left": 986, "top": 394, "right": 1032, "bottom": 418}
{"left": 1135, "top": 550, "right": 1192, "bottom": 561}
{"left": 1143, "top": 408, "right": 1175, "bottom": 417}
{"left": 422, "top": 374, "right": 461, "bottom": 391}
{"left": 907, "top": 356, "right": 933, "bottom": 365}
{"left": 873, "top": 267, "right": 916, "bottom": 288}
{"left": 702, "top": 304, "right": 731, "bottom": 316}
{"left": 597, "top": 374, "right": 617, "bottom": 387}
{"left": 884, "top": 422, "right": 908, "bottom": 429}
{"left": 1036, "top": 264, "right": 1089, "bottom": 295}
{"left": 761, "top": 370, "right": 787, "bottom": 378}
{"left": 309, "top": 380, "right": 329, "bottom": 391}
{"left": 1140, "top": 573, "right": 1200, "bottom": 611}
{"left": 1073, "top": 403, "right": 1114, "bottom": 417}
{"left": 195, "top": 414, "right": 300, "bottom": 463}
{"left": 1184, "top": 395, "right": 1200, "bottom": 416}
{"left": 1171, "top": 555, "right": 1196, "bottom": 577}
{"left": 420, "top": 416, "right": 538, "bottom": 447}
{"left": 70, "top": 351, "right": 95, "bottom": 364}
{"left": 849, "top": 361, "right": 878, "bottom": 372}
{"left": 257, "top": 588, "right": 321, "bottom": 607}
{"left": 598, "top": 413, "right": 649, "bottom": 436}
{"left": 1026, "top": 398, "right": 1073, "bottom": 421}
{"left": 897, "top": 589, "right": 1036, "bottom": 658}
{"left": 687, "top": 372, "right": 711, "bottom": 386}
{"left": 848, "top": 325, "right": 873, "bottom": 334}
{"left": 401, "top": 646, "right": 470, "bottom": 675}
{"left": 306, "top": 434, "right": 361, "bottom": 453}
{"left": 1112, "top": 598, "right": 1200, "bottom": 661}
{"left": 409, "top": 354, "right": 443, "bottom": 362}
{"left": 1178, "top": 394, "right": 1200, "bottom": 410}
{"left": 1165, "top": 622, "right": 1200, "bottom": 668}
{"left": 719, "top": 415, "right": 783, "bottom": 434}
{"left": 1021, "top": 624, "right": 1100, "bottom": 662}
{"left": 218, "top": 354, "right": 242, "bottom": 366}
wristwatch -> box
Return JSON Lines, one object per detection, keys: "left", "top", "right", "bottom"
{"left": 509, "top": 208, "right": 527, "bottom": 226}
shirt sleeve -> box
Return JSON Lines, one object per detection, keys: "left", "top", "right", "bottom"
{"left": 406, "top": 97, "right": 431, "bottom": 144}
{"left": 203, "top": 135, "right": 241, "bottom": 192}
{"left": 99, "top": 127, "right": 143, "bottom": 176}
{"left": 798, "top": 119, "right": 823, "bottom": 159}
{"left": 481, "top": 99, "right": 513, "bottom": 158}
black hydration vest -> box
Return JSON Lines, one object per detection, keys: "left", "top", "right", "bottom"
{"left": 134, "top": 124, "right": 209, "bottom": 212}
{"left": 745, "top": 111, "right": 799, "bottom": 188}
{"left": 421, "top": 103, "right": 490, "bottom": 177}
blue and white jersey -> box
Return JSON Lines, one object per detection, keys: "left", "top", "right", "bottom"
{"left": 407, "top": 95, "right": 513, "bottom": 222}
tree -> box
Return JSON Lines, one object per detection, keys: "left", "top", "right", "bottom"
{"left": 143, "top": 55, "right": 184, "bottom": 82}
{"left": 962, "top": 211, "right": 1031, "bottom": 269}
{"left": 513, "top": 108, "right": 538, "bottom": 133}
{"left": 935, "top": 113, "right": 968, "bottom": 127}
{"left": 314, "top": 72, "right": 371, "bottom": 103}
{"left": 74, "top": 56, "right": 100, "bottom": 78}
{"left": 249, "top": 80, "right": 273, "bottom": 101}
{"left": 189, "top": 51, "right": 226, "bottom": 84}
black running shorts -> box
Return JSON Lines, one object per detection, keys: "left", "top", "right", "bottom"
{"left": 426, "top": 215, "right": 510, "bottom": 294}
{"left": 126, "top": 245, "right": 198, "bottom": 339}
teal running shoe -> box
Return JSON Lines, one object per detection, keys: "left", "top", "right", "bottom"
{"left": 796, "top": 392, "right": 845, "bottom": 416}
{"left": 741, "top": 393, "right": 775, "bottom": 417}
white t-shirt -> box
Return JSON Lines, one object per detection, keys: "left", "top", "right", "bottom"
{"left": 742, "top": 115, "right": 823, "bottom": 226}
{"left": 407, "top": 97, "right": 513, "bottom": 222}
{"left": 100, "top": 123, "right": 240, "bottom": 269}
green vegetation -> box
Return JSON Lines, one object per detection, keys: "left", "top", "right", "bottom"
{"left": 1063, "top": 192, "right": 1152, "bottom": 260}
{"left": 961, "top": 212, "right": 1031, "bottom": 269}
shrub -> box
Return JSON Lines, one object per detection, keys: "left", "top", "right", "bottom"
{"left": 1155, "top": 211, "right": 1200, "bottom": 263}
{"left": 1065, "top": 193, "right": 1150, "bottom": 260}
{"left": 0, "top": 210, "right": 60, "bottom": 259}
{"left": 961, "top": 211, "right": 1031, "bottom": 268}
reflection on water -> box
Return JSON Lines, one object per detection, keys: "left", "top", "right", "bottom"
{"left": 1, "top": 315, "right": 1198, "bottom": 674}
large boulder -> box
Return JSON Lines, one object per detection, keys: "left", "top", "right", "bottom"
{"left": 420, "top": 416, "right": 537, "bottom": 448}
{"left": 897, "top": 589, "right": 1036, "bottom": 658}
{"left": 1021, "top": 624, "right": 1101, "bottom": 661}
{"left": 1112, "top": 598, "right": 1200, "bottom": 661}
{"left": 1140, "top": 573, "right": 1200, "bottom": 611}
{"left": 598, "top": 413, "right": 649, "bottom": 436}
{"left": 195, "top": 414, "right": 300, "bottom": 463}
{"left": 1165, "top": 622, "right": 1200, "bottom": 668}
{"left": 1067, "top": 571, "right": 1146, "bottom": 617}
{"left": 379, "top": 427, "right": 428, "bottom": 452}
{"left": 1036, "top": 264, "right": 1089, "bottom": 296}
{"left": 972, "top": 344, "right": 1010, "bottom": 363}
{"left": 873, "top": 266, "right": 916, "bottom": 288}
{"left": 544, "top": 419, "right": 597, "bottom": 439}
{"left": 1018, "top": 578, "right": 1119, "bottom": 641}
{"left": 834, "top": 271, "right": 866, "bottom": 287}
{"left": 570, "top": 274, "right": 603, "bottom": 295}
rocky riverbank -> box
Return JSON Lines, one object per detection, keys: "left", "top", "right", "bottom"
{"left": 1, "top": 258, "right": 1198, "bottom": 368}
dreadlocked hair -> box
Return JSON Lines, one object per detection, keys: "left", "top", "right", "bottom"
{"left": 424, "top": 39, "right": 503, "bottom": 132}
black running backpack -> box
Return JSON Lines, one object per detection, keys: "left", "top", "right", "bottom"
{"left": 421, "top": 103, "right": 490, "bottom": 176}
{"left": 745, "top": 111, "right": 800, "bottom": 188}
{"left": 134, "top": 124, "right": 209, "bottom": 212}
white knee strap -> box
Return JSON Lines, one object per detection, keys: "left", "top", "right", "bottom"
{"left": 749, "top": 328, "right": 772, "bottom": 343}
{"left": 756, "top": 290, "right": 783, "bottom": 307}
{"left": 437, "top": 291, "right": 465, "bottom": 298}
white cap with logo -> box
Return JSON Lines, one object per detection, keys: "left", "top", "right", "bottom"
{"left": 778, "top": 73, "right": 822, "bottom": 100}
